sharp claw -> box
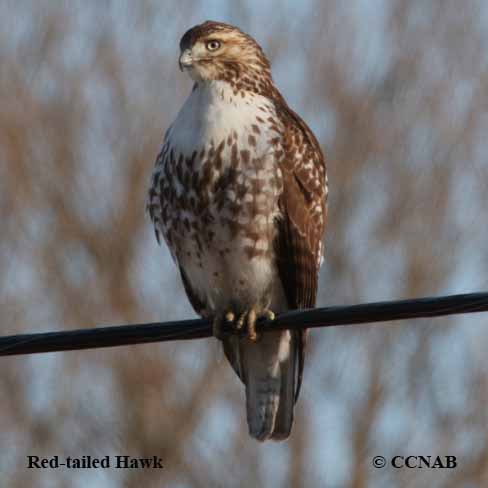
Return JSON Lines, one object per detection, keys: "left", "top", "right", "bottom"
{"left": 214, "top": 308, "right": 275, "bottom": 341}
{"left": 236, "top": 312, "right": 246, "bottom": 331}
{"left": 247, "top": 308, "right": 258, "bottom": 342}
{"left": 250, "top": 308, "right": 275, "bottom": 341}
{"left": 212, "top": 309, "right": 236, "bottom": 339}
{"left": 263, "top": 310, "right": 275, "bottom": 321}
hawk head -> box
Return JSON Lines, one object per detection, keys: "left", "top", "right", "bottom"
{"left": 178, "top": 21, "right": 272, "bottom": 86}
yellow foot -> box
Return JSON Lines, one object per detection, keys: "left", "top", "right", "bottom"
{"left": 236, "top": 308, "right": 275, "bottom": 342}
{"left": 212, "top": 310, "right": 236, "bottom": 340}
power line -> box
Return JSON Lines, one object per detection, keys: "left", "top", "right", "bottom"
{"left": 1, "top": 291, "right": 487, "bottom": 357}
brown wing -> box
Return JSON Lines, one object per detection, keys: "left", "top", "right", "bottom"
{"left": 179, "top": 266, "right": 207, "bottom": 316}
{"left": 274, "top": 97, "right": 327, "bottom": 402}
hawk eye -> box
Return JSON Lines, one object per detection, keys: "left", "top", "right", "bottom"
{"left": 206, "top": 40, "right": 221, "bottom": 51}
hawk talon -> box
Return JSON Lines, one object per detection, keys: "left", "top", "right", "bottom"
{"left": 236, "top": 313, "right": 246, "bottom": 331}
{"left": 262, "top": 310, "right": 275, "bottom": 321}
{"left": 235, "top": 308, "right": 275, "bottom": 342}
{"left": 212, "top": 310, "right": 236, "bottom": 340}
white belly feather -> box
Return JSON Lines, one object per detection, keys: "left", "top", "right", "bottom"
{"left": 158, "top": 80, "right": 287, "bottom": 314}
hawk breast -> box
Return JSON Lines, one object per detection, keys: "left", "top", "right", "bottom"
{"left": 148, "top": 80, "right": 287, "bottom": 314}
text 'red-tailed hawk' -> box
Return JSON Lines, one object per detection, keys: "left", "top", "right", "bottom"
{"left": 147, "top": 21, "right": 327, "bottom": 441}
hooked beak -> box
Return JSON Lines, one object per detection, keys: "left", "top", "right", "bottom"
{"left": 179, "top": 48, "right": 193, "bottom": 71}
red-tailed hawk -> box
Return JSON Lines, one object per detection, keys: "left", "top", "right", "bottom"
{"left": 147, "top": 21, "right": 327, "bottom": 441}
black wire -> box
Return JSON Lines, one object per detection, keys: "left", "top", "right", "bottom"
{"left": 1, "top": 292, "right": 488, "bottom": 357}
